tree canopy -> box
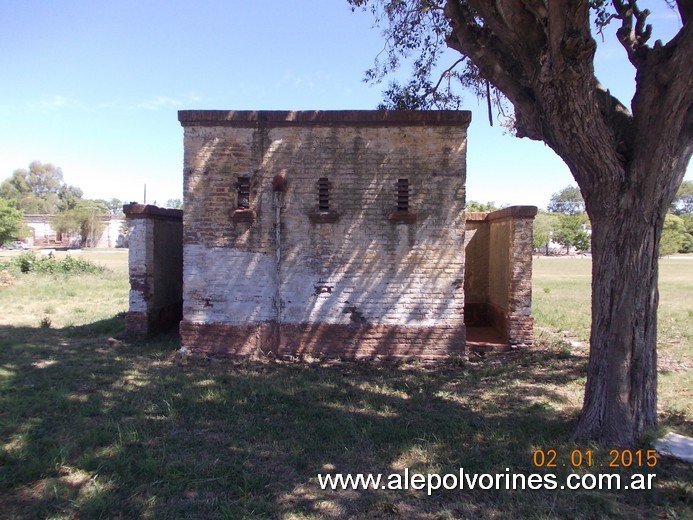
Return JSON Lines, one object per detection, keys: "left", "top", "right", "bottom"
{"left": 547, "top": 185, "right": 585, "bottom": 215}
{"left": 0, "top": 161, "right": 83, "bottom": 214}
{"left": 0, "top": 199, "right": 24, "bottom": 245}
{"left": 465, "top": 200, "right": 497, "bottom": 212}
{"left": 51, "top": 200, "right": 109, "bottom": 247}
{"left": 0, "top": 162, "right": 118, "bottom": 246}
{"left": 672, "top": 179, "right": 693, "bottom": 215}
{"left": 165, "top": 198, "right": 184, "bottom": 210}
{"left": 553, "top": 214, "right": 591, "bottom": 253}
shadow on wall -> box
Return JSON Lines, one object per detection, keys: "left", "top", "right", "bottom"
{"left": 177, "top": 111, "right": 470, "bottom": 359}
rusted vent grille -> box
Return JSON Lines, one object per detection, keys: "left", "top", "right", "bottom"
{"left": 237, "top": 176, "right": 251, "bottom": 209}
{"left": 318, "top": 177, "right": 330, "bottom": 211}
{"left": 397, "top": 178, "right": 409, "bottom": 212}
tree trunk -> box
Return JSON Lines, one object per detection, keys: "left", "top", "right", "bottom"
{"left": 573, "top": 200, "right": 664, "bottom": 446}
{"left": 441, "top": 0, "right": 692, "bottom": 446}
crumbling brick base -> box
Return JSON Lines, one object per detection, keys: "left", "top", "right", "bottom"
{"left": 180, "top": 321, "right": 466, "bottom": 360}
{"left": 507, "top": 315, "right": 534, "bottom": 347}
{"left": 125, "top": 312, "right": 149, "bottom": 337}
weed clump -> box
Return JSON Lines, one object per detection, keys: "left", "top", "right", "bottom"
{"left": 7, "top": 252, "right": 108, "bottom": 275}
{"left": 0, "top": 269, "right": 14, "bottom": 287}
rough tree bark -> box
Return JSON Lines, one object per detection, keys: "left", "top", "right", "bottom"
{"left": 441, "top": 0, "right": 692, "bottom": 446}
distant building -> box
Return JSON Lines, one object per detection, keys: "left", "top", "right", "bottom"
{"left": 23, "top": 214, "right": 126, "bottom": 248}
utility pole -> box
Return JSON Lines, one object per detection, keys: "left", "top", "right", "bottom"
{"left": 89, "top": 206, "right": 95, "bottom": 248}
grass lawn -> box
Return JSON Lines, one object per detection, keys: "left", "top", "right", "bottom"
{"left": 533, "top": 257, "right": 693, "bottom": 440}
{"left": 0, "top": 251, "right": 690, "bottom": 519}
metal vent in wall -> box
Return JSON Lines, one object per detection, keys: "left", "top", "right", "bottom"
{"left": 397, "top": 178, "right": 409, "bottom": 212}
{"left": 237, "top": 176, "right": 251, "bottom": 209}
{"left": 318, "top": 177, "right": 330, "bottom": 211}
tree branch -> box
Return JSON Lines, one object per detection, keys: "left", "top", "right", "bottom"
{"left": 469, "top": 0, "right": 546, "bottom": 66}
{"left": 519, "top": 0, "right": 548, "bottom": 21}
{"left": 444, "top": 0, "right": 544, "bottom": 139}
{"left": 630, "top": 19, "right": 693, "bottom": 203}
{"left": 431, "top": 57, "right": 465, "bottom": 93}
{"left": 612, "top": 0, "right": 653, "bottom": 68}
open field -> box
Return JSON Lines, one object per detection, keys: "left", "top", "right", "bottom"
{"left": 533, "top": 256, "right": 693, "bottom": 439}
{"left": 0, "top": 251, "right": 690, "bottom": 519}
{"left": 533, "top": 256, "right": 693, "bottom": 349}
{"left": 0, "top": 250, "right": 129, "bottom": 329}
{"left": 0, "top": 249, "right": 129, "bottom": 274}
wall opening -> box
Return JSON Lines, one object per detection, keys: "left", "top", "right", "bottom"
{"left": 464, "top": 206, "right": 538, "bottom": 349}
{"left": 317, "top": 177, "right": 330, "bottom": 211}
{"left": 237, "top": 176, "right": 251, "bottom": 209}
{"left": 396, "top": 178, "right": 409, "bottom": 212}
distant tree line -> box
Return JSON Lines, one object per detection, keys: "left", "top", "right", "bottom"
{"left": 467, "top": 181, "right": 692, "bottom": 257}
{"left": 164, "top": 198, "right": 184, "bottom": 210}
{"left": 663, "top": 179, "right": 693, "bottom": 255}
{"left": 0, "top": 161, "right": 124, "bottom": 247}
{"left": 533, "top": 186, "right": 590, "bottom": 255}
{"left": 465, "top": 194, "right": 592, "bottom": 255}
{"left": 532, "top": 182, "right": 693, "bottom": 256}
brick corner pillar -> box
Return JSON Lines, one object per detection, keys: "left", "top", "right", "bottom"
{"left": 505, "top": 206, "right": 538, "bottom": 346}
{"left": 123, "top": 203, "right": 184, "bottom": 337}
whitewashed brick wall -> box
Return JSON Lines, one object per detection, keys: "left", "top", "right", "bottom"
{"left": 178, "top": 110, "right": 472, "bottom": 357}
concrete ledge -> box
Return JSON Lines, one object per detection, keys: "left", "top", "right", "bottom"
{"left": 486, "top": 206, "right": 538, "bottom": 222}
{"left": 178, "top": 110, "right": 472, "bottom": 128}
{"left": 464, "top": 211, "right": 490, "bottom": 222}
{"left": 123, "top": 204, "right": 183, "bottom": 221}
{"left": 230, "top": 209, "right": 256, "bottom": 223}
{"left": 309, "top": 211, "right": 340, "bottom": 224}
{"left": 387, "top": 211, "right": 418, "bottom": 224}
{"left": 465, "top": 206, "right": 538, "bottom": 222}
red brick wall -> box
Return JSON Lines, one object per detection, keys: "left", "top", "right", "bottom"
{"left": 180, "top": 320, "right": 465, "bottom": 360}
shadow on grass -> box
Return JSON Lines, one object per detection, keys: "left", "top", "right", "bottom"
{"left": 0, "top": 320, "right": 690, "bottom": 519}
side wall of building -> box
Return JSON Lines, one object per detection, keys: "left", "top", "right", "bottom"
{"left": 463, "top": 207, "right": 537, "bottom": 346}
{"left": 124, "top": 204, "right": 183, "bottom": 337}
{"left": 178, "top": 110, "right": 471, "bottom": 359}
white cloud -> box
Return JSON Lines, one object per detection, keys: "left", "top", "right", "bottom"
{"left": 134, "top": 96, "right": 184, "bottom": 111}
{"left": 274, "top": 71, "right": 336, "bottom": 91}
{"left": 40, "top": 95, "right": 71, "bottom": 110}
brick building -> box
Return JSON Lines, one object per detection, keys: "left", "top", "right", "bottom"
{"left": 125, "top": 110, "right": 537, "bottom": 359}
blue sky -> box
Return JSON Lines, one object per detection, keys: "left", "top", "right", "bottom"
{"left": 0, "top": 1, "right": 689, "bottom": 209}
